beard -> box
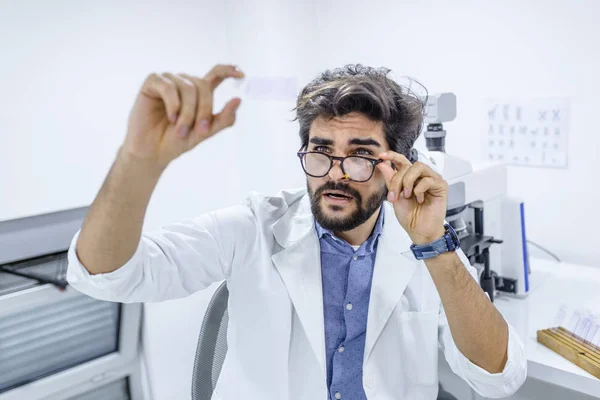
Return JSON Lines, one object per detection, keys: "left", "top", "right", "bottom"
{"left": 307, "top": 180, "right": 387, "bottom": 232}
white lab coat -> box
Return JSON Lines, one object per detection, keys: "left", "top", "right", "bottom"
{"left": 67, "top": 188, "right": 526, "bottom": 400}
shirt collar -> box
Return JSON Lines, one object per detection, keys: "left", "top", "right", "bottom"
{"left": 315, "top": 205, "right": 385, "bottom": 254}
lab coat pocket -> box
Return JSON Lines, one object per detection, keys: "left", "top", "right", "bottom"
{"left": 398, "top": 310, "right": 439, "bottom": 386}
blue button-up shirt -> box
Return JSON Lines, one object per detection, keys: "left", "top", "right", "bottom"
{"left": 316, "top": 207, "right": 385, "bottom": 400}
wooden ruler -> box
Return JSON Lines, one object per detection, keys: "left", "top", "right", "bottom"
{"left": 537, "top": 327, "right": 600, "bottom": 379}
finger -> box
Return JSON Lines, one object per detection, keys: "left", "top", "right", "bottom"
{"left": 208, "top": 97, "right": 242, "bottom": 137}
{"left": 376, "top": 161, "right": 396, "bottom": 187}
{"left": 379, "top": 151, "right": 412, "bottom": 171}
{"left": 141, "top": 73, "right": 181, "bottom": 124}
{"left": 204, "top": 64, "right": 245, "bottom": 91}
{"left": 401, "top": 162, "right": 428, "bottom": 199}
{"left": 386, "top": 163, "right": 412, "bottom": 202}
{"left": 180, "top": 74, "right": 213, "bottom": 135}
{"left": 164, "top": 73, "right": 198, "bottom": 138}
{"left": 413, "top": 177, "right": 435, "bottom": 203}
{"left": 401, "top": 161, "right": 442, "bottom": 198}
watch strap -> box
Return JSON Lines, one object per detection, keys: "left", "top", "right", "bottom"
{"left": 410, "top": 224, "right": 460, "bottom": 260}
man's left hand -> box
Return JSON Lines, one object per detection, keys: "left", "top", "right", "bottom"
{"left": 376, "top": 151, "right": 448, "bottom": 245}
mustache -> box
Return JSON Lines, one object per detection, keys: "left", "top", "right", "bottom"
{"left": 314, "top": 181, "right": 361, "bottom": 200}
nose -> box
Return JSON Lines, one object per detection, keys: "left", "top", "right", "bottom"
{"left": 328, "top": 160, "right": 348, "bottom": 181}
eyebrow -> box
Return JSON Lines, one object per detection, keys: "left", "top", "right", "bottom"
{"left": 348, "top": 138, "right": 381, "bottom": 147}
{"left": 309, "top": 137, "right": 334, "bottom": 146}
{"left": 309, "top": 137, "right": 382, "bottom": 147}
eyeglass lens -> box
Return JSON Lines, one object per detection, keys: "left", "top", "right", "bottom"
{"left": 302, "top": 153, "right": 373, "bottom": 181}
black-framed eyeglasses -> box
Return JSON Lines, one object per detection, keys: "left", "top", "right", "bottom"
{"left": 297, "top": 149, "right": 384, "bottom": 182}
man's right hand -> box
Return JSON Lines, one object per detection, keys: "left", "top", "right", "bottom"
{"left": 74, "top": 65, "right": 244, "bottom": 275}
{"left": 122, "top": 64, "right": 244, "bottom": 169}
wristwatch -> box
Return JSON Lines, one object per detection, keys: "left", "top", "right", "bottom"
{"left": 410, "top": 223, "right": 460, "bottom": 260}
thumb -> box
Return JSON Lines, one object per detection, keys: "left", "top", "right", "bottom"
{"left": 376, "top": 162, "right": 395, "bottom": 189}
{"left": 210, "top": 97, "right": 242, "bottom": 135}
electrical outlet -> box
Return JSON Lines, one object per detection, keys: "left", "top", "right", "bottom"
{"left": 485, "top": 98, "right": 569, "bottom": 168}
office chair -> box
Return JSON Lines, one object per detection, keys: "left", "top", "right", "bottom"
{"left": 192, "top": 281, "right": 229, "bottom": 400}
{"left": 191, "top": 281, "right": 457, "bottom": 400}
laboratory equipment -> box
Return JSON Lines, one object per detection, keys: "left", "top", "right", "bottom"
{"left": 554, "top": 306, "right": 600, "bottom": 349}
{"left": 417, "top": 93, "right": 530, "bottom": 301}
{"left": 537, "top": 327, "right": 600, "bottom": 379}
{"left": 0, "top": 208, "right": 143, "bottom": 400}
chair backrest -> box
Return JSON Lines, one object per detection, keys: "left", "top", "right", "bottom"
{"left": 191, "top": 281, "right": 229, "bottom": 400}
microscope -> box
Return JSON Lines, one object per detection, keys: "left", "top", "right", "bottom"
{"left": 414, "top": 93, "right": 531, "bottom": 302}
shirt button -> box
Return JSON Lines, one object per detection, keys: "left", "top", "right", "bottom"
{"left": 353, "top": 255, "right": 358, "bottom": 261}
{"left": 335, "top": 392, "right": 342, "bottom": 399}
{"left": 346, "top": 303, "right": 353, "bottom": 311}
{"left": 338, "top": 346, "right": 344, "bottom": 353}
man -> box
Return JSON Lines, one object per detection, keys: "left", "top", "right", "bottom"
{"left": 67, "top": 64, "right": 526, "bottom": 399}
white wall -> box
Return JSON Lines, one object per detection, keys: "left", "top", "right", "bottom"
{"left": 2, "top": 1, "right": 599, "bottom": 399}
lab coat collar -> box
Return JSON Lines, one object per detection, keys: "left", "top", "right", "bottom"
{"left": 271, "top": 190, "right": 417, "bottom": 377}
{"left": 272, "top": 190, "right": 315, "bottom": 249}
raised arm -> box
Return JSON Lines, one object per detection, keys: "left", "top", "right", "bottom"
{"left": 76, "top": 65, "right": 244, "bottom": 275}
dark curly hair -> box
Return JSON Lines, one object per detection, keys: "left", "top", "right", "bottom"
{"left": 294, "top": 64, "right": 426, "bottom": 157}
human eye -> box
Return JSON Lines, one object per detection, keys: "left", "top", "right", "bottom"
{"left": 353, "top": 148, "right": 374, "bottom": 156}
{"left": 313, "top": 146, "right": 331, "bottom": 153}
